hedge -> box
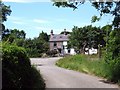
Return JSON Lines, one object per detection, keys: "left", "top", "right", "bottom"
{"left": 2, "top": 43, "right": 45, "bottom": 89}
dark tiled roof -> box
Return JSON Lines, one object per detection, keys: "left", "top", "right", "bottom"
{"left": 49, "top": 34, "right": 69, "bottom": 42}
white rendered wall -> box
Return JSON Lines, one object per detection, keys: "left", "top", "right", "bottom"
{"left": 63, "top": 41, "right": 67, "bottom": 46}
{"left": 70, "top": 48, "right": 76, "bottom": 55}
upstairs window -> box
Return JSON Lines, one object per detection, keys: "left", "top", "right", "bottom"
{"left": 54, "top": 42, "right": 57, "bottom": 47}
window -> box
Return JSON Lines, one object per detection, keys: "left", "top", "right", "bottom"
{"left": 54, "top": 42, "right": 57, "bottom": 47}
{"left": 60, "top": 36, "right": 62, "bottom": 38}
{"left": 68, "top": 49, "right": 70, "bottom": 53}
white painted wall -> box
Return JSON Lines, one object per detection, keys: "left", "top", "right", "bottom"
{"left": 63, "top": 41, "right": 67, "bottom": 46}
{"left": 70, "top": 48, "right": 76, "bottom": 55}
{"left": 63, "top": 41, "right": 76, "bottom": 55}
{"left": 85, "top": 48, "right": 97, "bottom": 55}
{"left": 64, "top": 48, "right": 68, "bottom": 54}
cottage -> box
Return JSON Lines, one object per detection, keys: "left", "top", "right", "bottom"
{"left": 49, "top": 29, "right": 76, "bottom": 56}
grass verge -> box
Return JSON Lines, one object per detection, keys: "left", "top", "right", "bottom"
{"left": 56, "top": 54, "right": 112, "bottom": 80}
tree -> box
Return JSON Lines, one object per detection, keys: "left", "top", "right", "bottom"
{"left": 38, "top": 31, "right": 49, "bottom": 42}
{"left": 60, "top": 31, "right": 71, "bottom": 35}
{"left": 101, "top": 25, "right": 112, "bottom": 48}
{"left": 0, "top": 0, "right": 12, "bottom": 22}
{"left": 0, "top": 0, "right": 12, "bottom": 40}
{"left": 23, "top": 31, "right": 49, "bottom": 57}
{"left": 69, "top": 25, "right": 105, "bottom": 54}
{"left": 2, "top": 29, "right": 26, "bottom": 44}
{"left": 69, "top": 26, "right": 83, "bottom": 53}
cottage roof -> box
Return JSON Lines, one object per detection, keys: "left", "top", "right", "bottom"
{"left": 49, "top": 34, "right": 69, "bottom": 42}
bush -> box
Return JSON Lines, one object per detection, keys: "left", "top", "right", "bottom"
{"left": 108, "top": 57, "right": 120, "bottom": 82}
{"left": 2, "top": 43, "right": 45, "bottom": 89}
{"left": 46, "top": 50, "right": 58, "bottom": 57}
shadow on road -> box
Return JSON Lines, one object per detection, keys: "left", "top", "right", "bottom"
{"left": 99, "top": 79, "right": 116, "bottom": 84}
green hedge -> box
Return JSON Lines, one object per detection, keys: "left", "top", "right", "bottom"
{"left": 2, "top": 43, "right": 45, "bottom": 89}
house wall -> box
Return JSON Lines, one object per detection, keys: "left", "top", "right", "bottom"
{"left": 50, "top": 41, "right": 76, "bottom": 55}
{"left": 63, "top": 41, "right": 67, "bottom": 46}
{"left": 49, "top": 41, "right": 63, "bottom": 51}
{"left": 85, "top": 48, "right": 98, "bottom": 55}
{"left": 70, "top": 48, "right": 76, "bottom": 55}
{"left": 57, "top": 42, "right": 63, "bottom": 49}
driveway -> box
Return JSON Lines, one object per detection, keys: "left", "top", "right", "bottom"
{"left": 30, "top": 57, "right": 119, "bottom": 88}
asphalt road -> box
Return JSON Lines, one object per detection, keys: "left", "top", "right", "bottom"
{"left": 30, "top": 57, "right": 119, "bottom": 88}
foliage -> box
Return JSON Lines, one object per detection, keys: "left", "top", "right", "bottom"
{"left": 108, "top": 58, "right": 120, "bottom": 82}
{"left": 2, "top": 29, "right": 26, "bottom": 43}
{"left": 46, "top": 50, "right": 58, "bottom": 57}
{"left": 2, "top": 29, "right": 49, "bottom": 57}
{"left": 60, "top": 31, "right": 71, "bottom": 35}
{"left": 2, "top": 43, "right": 45, "bottom": 89}
{"left": 105, "top": 28, "right": 120, "bottom": 82}
{"left": 38, "top": 31, "right": 49, "bottom": 42}
{"left": 0, "top": 0, "right": 12, "bottom": 22}
{"left": 91, "top": 15, "right": 100, "bottom": 23}
{"left": 56, "top": 55, "right": 119, "bottom": 83}
{"left": 69, "top": 25, "right": 106, "bottom": 54}
{"left": 23, "top": 34, "right": 49, "bottom": 58}
{"left": 0, "top": 0, "right": 12, "bottom": 41}
{"left": 108, "top": 29, "right": 120, "bottom": 59}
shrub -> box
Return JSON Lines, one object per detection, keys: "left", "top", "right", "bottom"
{"left": 2, "top": 43, "right": 45, "bottom": 89}
{"left": 108, "top": 57, "right": 120, "bottom": 82}
{"left": 46, "top": 50, "right": 58, "bottom": 57}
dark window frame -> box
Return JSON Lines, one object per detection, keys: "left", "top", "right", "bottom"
{"left": 54, "top": 42, "right": 57, "bottom": 47}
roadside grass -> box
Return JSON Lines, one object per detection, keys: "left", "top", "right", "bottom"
{"left": 56, "top": 54, "right": 112, "bottom": 80}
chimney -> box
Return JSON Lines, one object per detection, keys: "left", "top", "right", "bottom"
{"left": 64, "top": 29, "right": 67, "bottom": 35}
{"left": 51, "top": 30, "right": 53, "bottom": 35}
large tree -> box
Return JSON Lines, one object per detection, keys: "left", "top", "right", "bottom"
{"left": 0, "top": 0, "right": 12, "bottom": 40}
{"left": 69, "top": 25, "right": 106, "bottom": 54}
{"left": 0, "top": 0, "right": 12, "bottom": 22}
{"left": 2, "top": 29, "right": 26, "bottom": 43}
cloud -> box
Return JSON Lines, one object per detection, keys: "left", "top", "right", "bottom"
{"left": 2, "top": 0, "right": 51, "bottom": 3}
{"left": 12, "top": 21, "right": 26, "bottom": 25}
{"left": 33, "top": 19, "right": 50, "bottom": 24}
{"left": 7, "top": 16, "right": 23, "bottom": 21}
{"left": 7, "top": 16, "right": 27, "bottom": 25}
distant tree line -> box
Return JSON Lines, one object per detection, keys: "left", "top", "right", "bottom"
{"left": 2, "top": 29, "right": 49, "bottom": 57}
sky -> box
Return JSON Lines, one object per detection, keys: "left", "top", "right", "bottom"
{"left": 3, "top": 0, "right": 114, "bottom": 39}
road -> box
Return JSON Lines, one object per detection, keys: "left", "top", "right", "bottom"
{"left": 30, "top": 57, "right": 119, "bottom": 88}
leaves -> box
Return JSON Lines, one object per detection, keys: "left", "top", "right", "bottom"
{"left": 91, "top": 15, "right": 100, "bottom": 23}
{"left": 69, "top": 25, "right": 106, "bottom": 53}
{"left": 0, "top": 1, "right": 12, "bottom": 22}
